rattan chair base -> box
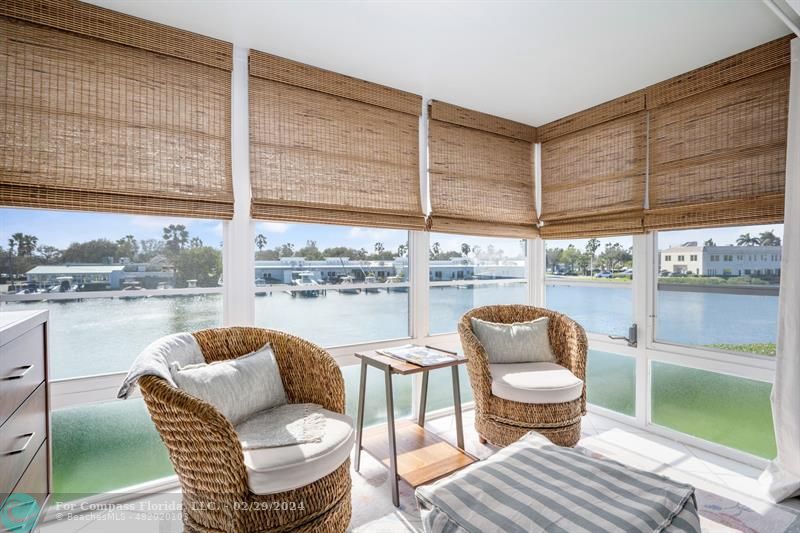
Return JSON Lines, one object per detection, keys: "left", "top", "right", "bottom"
{"left": 476, "top": 412, "right": 582, "bottom": 448}
{"left": 181, "top": 470, "right": 352, "bottom": 533}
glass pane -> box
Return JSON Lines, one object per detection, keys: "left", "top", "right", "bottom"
{"left": 341, "top": 364, "right": 412, "bottom": 427}
{"left": 651, "top": 362, "right": 776, "bottom": 458}
{"left": 424, "top": 365, "right": 473, "bottom": 412}
{"left": 586, "top": 350, "right": 635, "bottom": 416}
{"left": 545, "top": 237, "right": 633, "bottom": 337}
{"left": 656, "top": 224, "right": 781, "bottom": 356}
{"left": 428, "top": 233, "right": 528, "bottom": 335}
{"left": 254, "top": 222, "right": 410, "bottom": 346}
{"left": 0, "top": 208, "right": 224, "bottom": 379}
{"left": 52, "top": 399, "right": 174, "bottom": 498}
{"left": 2, "top": 295, "right": 222, "bottom": 379}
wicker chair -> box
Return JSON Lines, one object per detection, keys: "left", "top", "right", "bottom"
{"left": 139, "top": 327, "right": 351, "bottom": 533}
{"left": 458, "top": 305, "right": 588, "bottom": 448}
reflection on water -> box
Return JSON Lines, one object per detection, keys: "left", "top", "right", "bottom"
{"left": 2, "top": 295, "right": 222, "bottom": 379}
{"left": 547, "top": 282, "right": 779, "bottom": 347}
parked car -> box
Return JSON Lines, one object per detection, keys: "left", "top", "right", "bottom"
{"left": 594, "top": 271, "right": 613, "bottom": 278}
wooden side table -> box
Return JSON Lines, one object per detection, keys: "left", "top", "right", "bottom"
{"left": 353, "top": 348, "right": 476, "bottom": 507}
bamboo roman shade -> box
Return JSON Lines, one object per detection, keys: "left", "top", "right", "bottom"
{"left": 644, "top": 36, "right": 790, "bottom": 230}
{"left": 428, "top": 101, "right": 538, "bottom": 238}
{"left": 248, "top": 50, "right": 425, "bottom": 230}
{"left": 538, "top": 94, "right": 647, "bottom": 239}
{"left": 0, "top": 0, "right": 234, "bottom": 219}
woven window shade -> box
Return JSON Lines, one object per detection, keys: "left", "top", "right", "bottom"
{"left": 0, "top": 0, "right": 234, "bottom": 219}
{"left": 248, "top": 50, "right": 425, "bottom": 230}
{"left": 539, "top": 95, "right": 647, "bottom": 239}
{"left": 427, "top": 101, "right": 538, "bottom": 239}
{"left": 645, "top": 58, "right": 789, "bottom": 231}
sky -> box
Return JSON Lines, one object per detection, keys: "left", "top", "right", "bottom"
{"left": 0, "top": 207, "right": 784, "bottom": 256}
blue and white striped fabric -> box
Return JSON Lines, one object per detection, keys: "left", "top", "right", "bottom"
{"left": 416, "top": 432, "right": 700, "bottom": 533}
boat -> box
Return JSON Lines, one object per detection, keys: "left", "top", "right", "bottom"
{"left": 337, "top": 275, "right": 361, "bottom": 294}
{"left": 364, "top": 275, "right": 380, "bottom": 293}
{"left": 254, "top": 278, "right": 268, "bottom": 296}
{"left": 384, "top": 275, "right": 409, "bottom": 293}
{"left": 289, "top": 271, "right": 321, "bottom": 297}
{"left": 119, "top": 281, "right": 146, "bottom": 299}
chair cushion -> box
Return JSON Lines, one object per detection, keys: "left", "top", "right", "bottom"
{"left": 169, "top": 344, "right": 287, "bottom": 425}
{"left": 489, "top": 362, "right": 583, "bottom": 404}
{"left": 242, "top": 408, "right": 354, "bottom": 494}
{"left": 471, "top": 317, "right": 556, "bottom": 364}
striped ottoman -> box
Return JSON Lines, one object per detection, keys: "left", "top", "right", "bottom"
{"left": 416, "top": 432, "right": 700, "bottom": 533}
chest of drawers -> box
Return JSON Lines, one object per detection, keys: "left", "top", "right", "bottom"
{"left": 0, "top": 310, "right": 50, "bottom": 530}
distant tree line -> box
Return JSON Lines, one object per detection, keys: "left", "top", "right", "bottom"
{"left": 546, "top": 238, "right": 632, "bottom": 275}
{"left": 2, "top": 224, "right": 221, "bottom": 288}
{"left": 254, "top": 235, "right": 525, "bottom": 263}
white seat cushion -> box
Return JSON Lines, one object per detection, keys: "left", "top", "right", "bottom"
{"left": 242, "top": 408, "right": 354, "bottom": 494}
{"left": 489, "top": 362, "right": 583, "bottom": 404}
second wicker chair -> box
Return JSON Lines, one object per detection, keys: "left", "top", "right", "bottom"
{"left": 458, "top": 305, "right": 588, "bottom": 448}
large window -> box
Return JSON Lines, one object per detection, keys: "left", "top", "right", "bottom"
{"left": 545, "top": 236, "right": 633, "bottom": 338}
{"left": 544, "top": 236, "right": 636, "bottom": 418}
{"left": 428, "top": 233, "right": 528, "bottom": 335}
{"left": 655, "top": 224, "right": 782, "bottom": 357}
{"left": 0, "top": 207, "right": 224, "bottom": 495}
{"left": 253, "top": 221, "right": 410, "bottom": 347}
{"left": 0, "top": 208, "right": 224, "bottom": 379}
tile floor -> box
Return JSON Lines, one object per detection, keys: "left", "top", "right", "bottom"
{"left": 39, "top": 409, "right": 800, "bottom": 532}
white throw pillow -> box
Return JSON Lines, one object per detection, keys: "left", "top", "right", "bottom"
{"left": 169, "top": 344, "right": 287, "bottom": 424}
{"left": 470, "top": 316, "right": 557, "bottom": 364}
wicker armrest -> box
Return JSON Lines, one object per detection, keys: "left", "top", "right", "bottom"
{"left": 271, "top": 334, "right": 346, "bottom": 414}
{"left": 139, "top": 375, "right": 250, "bottom": 528}
{"left": 458, "top": 315, "right": 493, "bottom": 409}
{"left": 549, "top": 315, "right": 588, "bottom": 413}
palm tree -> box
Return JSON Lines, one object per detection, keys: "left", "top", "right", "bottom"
{"left": 758, "top": 230, "right": 781, "bottom": 246}
{"left": 461, "top": 243, "right": 471, "bottom": 257}
{"left": 8, "top": 233, "right": 37, "bottom": 257}
{"left": 255, "top": 233, "right": 267, "bottom": 251}
{"left": 190, "top": 237, "right": 204, "bottom": 248}
{"left": 704, "top": 238, "right": 716, "bottom": 247}
{"left": 430, "top": 242, "right": 441, "bottom": 259}
{"left": 736, "top": 233, "right": 760, "bottom": 246}
{"left": 585, "top": 238, "right": 600, "bottom": 275}
{"left": 7, "top": 234, "right": 19, "bottom": 256}
{"left": 163, "top": 224, "right": 189, "bottom": 253}
{"left": 374, "top": 242, "right": 384, "bottom": 255}
{"left": 396, "top": 243, "right": 408, "bottom": 257}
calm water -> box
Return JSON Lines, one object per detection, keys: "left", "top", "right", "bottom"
{"left": 1, "top": 283, "right": 778, "bottom": 380}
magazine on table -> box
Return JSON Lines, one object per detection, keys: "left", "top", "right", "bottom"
{"left": 377, "top": 344, "right": 462, "bottom": 366}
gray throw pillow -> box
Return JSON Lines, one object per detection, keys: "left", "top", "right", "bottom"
{"left": 470, "top": 317, "right": 556, "bottom": 364}
{"left": 169, "top": 343, "right": 287, "bottom": 424}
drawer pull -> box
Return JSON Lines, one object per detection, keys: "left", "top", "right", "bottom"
{"left": 3, "top": 364, "right": 34, "bottom": 380}
{"left": 4, "top": 432, "right": 35, "bottom": 455}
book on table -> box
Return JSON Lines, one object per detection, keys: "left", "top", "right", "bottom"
{"left": 377, "top": 344, "right": 461, "bottom": 367}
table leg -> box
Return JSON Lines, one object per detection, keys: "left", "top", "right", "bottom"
{"left": 418, "top": 370, "right": 429, "bottom": 427}
{"left": 452, "top": 365, "right": 464, "bottom": 450}
{"left": 353, "top": 359, "right": 368, "bottom": 473}
{"left": 385, "top": 366, "right": 400, "bottom": 507}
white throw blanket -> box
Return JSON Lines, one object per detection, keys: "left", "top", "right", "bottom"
{"left": 236, "top": 403, "right": 327, "bottom": 449}
{"left": 117, "top": 332, "right": 205, "bottom": 398}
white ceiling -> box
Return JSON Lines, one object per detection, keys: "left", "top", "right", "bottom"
{"left": 86, "top": 0, "right": 790, "bottom": 126}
